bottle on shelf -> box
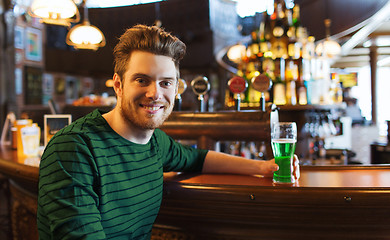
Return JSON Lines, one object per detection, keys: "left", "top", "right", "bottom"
{"left": 259, "top": 11, "right": 272, "bottom": 55}
{"left": 272, "top": 58, "right": 286, "bottom": 105}
{"left": 270, "top": 0, "right": 289, "bottom": 59}
{"left": 285, "top": 59, "right": 298, "bottom": 105}
{"left": 297, "top": 80, "right": 308, "bottom": 105}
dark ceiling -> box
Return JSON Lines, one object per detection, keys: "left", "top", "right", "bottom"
{"left": 296, "top": 0, "right": 390, "bottom": 68}
{"left": 44, "top": 0, "right": 390, "bottom": 77}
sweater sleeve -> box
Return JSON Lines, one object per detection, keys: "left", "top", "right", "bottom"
{"left": 154, "top": 129, "right": 208, "bottom": 172}
{"left": 37, "top": 133, "right": 107, "bottom": 240}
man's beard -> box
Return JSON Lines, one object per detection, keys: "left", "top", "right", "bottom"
{"left": 120, "top": 97, "right": 174, "bottom": 130}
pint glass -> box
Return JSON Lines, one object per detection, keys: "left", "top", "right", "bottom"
{"left": 271, "top": 122, "right": 297, "bottom": 184}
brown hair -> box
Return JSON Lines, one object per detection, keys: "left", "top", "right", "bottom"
{"left": 113, "top": 24, "right": 186, "bottom": 81}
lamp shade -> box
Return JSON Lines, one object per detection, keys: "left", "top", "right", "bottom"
{"left": 227, "top": 44, "right": 246, "bottom": 63}
{"left": 315, "top": 39, "right": 341, "bottom": 58}
{"left": 30, "top": 0, "right": 79, "bottom": 26}
{"left": 66, "top": 21, "right": 106, "bottom": 50}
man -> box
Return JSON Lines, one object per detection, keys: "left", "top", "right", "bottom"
{"left": 37, "top": 24, "right": 299, "bottom": 240}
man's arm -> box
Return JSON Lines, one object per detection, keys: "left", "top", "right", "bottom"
{"left": 202, "top": 150, "right": 300, "bottom": 179}
{"left": 38, "top": 134, "right": 107, "bottom": 240}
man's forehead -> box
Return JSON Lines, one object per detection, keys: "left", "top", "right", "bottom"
{"left": 125, "top": 51, "right": 178, "bottom": 78}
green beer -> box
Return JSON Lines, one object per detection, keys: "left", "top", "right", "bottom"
{"left": 272, "top": 139, "right": 296, "bottom": 183}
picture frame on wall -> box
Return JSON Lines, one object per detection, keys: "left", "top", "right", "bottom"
{"left": 25, "top": 27, "right": 42, "bottom": 62}
{"left": 24, "top": 66, "right": 43, "bottom": 105}
{"left": 14, "top": 26, "right": 24, "bottom": 49}
{"left": 44, "top": 114, "right": 72, "bottom": 146}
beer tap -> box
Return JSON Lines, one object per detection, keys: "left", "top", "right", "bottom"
{"left": 251, "top": 74, "right": 272, "bottom": 112}
{"left": 174, "top": 78, "right": 187, "bottom": 111}
{"left": 227, "top": 76, "right": 247, "bottom": 111}
{"left": 191, "top": 76, "right": 210, "bottom": 112}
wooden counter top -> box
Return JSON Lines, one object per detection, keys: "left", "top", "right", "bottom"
{"left": 156, "top": 167, "right": 390, "bottom": 240}
{"left": 163, "top": 165, "right": 390, "bottom": 188}
{"left": 2, "top": 144, "right": 389, "bottom": 191}
{"left": 1, "top": 146, "right": 390, "bottom": 240}
{"left": 0, "top": 146, "right": 39, "bottom": 193}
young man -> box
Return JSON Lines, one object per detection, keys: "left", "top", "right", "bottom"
{"left": 37, "top": 25, "right": 299, "bottom": 240}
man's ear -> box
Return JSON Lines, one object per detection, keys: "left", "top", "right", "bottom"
{"left": 175, "top": 79, "right": 179, "bottom": 96}
{"left": 113, "top": 73, "right": 122, "bottom": 97}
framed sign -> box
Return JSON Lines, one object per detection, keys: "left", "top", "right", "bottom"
{"left": 24, "top": 66, "right": 43, "bottom": 105}
{"left": 14, "top": 26, "right": 24, "bottom": 49}
{"left": 44, "top": 114, "right": 72, "bottom": 146}
{"left": 25, "top": 27, "right": 42, "bottom": 62}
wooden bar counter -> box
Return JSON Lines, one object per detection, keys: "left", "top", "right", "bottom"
{"left": 1, "top": 146, "right": 390, "bottom": 240}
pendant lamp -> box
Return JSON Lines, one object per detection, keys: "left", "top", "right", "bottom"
{"left": 66, "top": 1, "right": 106, "bottom": 51}
{"left": 315, "top": 19, "right": 341, "bottom": 58}
{"left": 29, "top": 0, "right": 80, "bottom": 26}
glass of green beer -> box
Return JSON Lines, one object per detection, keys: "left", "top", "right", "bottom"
{"left": 271, "top": 122, "right": 297, "bottom": 184}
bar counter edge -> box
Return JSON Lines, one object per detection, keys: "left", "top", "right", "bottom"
{"left": 1, "top": 147, "right": 390, "bottom": 239}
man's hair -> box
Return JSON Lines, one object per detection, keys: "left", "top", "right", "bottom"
{"left": 113, "top": 24, "right": 186, "bottom": 81}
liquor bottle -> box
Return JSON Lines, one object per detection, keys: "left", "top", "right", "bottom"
{"left": 273, "top": 58, "right": 286, "bottom": 105}
{"left": 271, "top": 0, "right": 288, "bottom": 59}
{"left": 302, "top": 36, "right": 315, "bottom": 59}
{"left": 248, "top": 31, "right": 260, "bottom": 61}
{"left": 292, "top": 4, "right": 305, "bottom": 41}
{"left": 285, "top": 59, "right": 298, "bottom": 105}
{"left": 273, "top": 76, "right": 286, "bottom": 105}
{"left": 262, "top": 56, "right": 275, "bottom": 103}
{"left": 259, "top": 11, "right": 272, "bottom": 55}
{"left": 297, "top": 80, "right": 308, "bottom": 105}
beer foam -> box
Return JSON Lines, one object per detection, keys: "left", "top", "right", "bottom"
{"left": 272, "top": 139, "right": 296, "bottom": 143}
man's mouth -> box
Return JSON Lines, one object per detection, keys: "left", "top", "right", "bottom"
{"left": 140, "top": 103, "right": 165, "bottom": 112}
{"left": 144, "top": 106, "right": 162, "bottom": 111}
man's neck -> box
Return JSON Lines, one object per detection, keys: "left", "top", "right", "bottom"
{"left": 102, "top": 109, "right": 154, "bottom": 145}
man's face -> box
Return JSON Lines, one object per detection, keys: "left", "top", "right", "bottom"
{"left": 116, "top": 50, "right": 178, "bottom": 130}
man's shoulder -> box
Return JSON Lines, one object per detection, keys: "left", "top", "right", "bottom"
{"left": 46, "top": 109, "right": 107, "bottom": 146}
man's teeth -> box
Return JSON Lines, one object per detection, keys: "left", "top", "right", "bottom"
{"left": 144, "top": 106, "right": 161, "bottom": 111}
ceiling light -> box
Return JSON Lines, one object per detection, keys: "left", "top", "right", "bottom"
{"left": 66, "top": 2, "right": 106, "bottom": 50}
{"left": 29, "top": 0, "right": 80, "bottom": 26}
{"left": 315, "top": 19, "right": 341, "bottom": 58}
{"left": 227, "top": 44, "right": 246, "bottom": 63}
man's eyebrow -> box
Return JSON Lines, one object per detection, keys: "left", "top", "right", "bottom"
{"left": 161, "top": 77, "right": 176, "bottom": 81}
{"left": 131, "top": 73, "right": 151, "bottom": 79}
{"left": 130, "top": 73, "right": 175, "bottom": 80}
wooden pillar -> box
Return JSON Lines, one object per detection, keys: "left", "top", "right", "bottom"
{"left": 0, "top": 0, "right": 6, "bottom": 130}
{"left": 0, "top": 1, "right": 17, "bottom": 129}
{"left": 369, "top": 45, "right": 378, "bottom": 124}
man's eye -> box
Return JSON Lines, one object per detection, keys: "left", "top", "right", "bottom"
{"left": 162, "top": 81, "right": 172, "bottom": 87}
{"left": 135, "top": 78, "right": 146, "bottom": 84}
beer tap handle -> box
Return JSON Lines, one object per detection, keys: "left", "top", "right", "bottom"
{"left": 251, "top": 74, "right": 272, "bottom": 112}
{"left": 174, "top": 78, "right": 187, "bottom": 111}
{"left": 191, "top": 76, "right": 210, "bottom": 112}
{"left": 228, "top": 76, "right": 247, "bottom": 111}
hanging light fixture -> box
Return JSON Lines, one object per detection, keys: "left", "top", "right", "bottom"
{"left": 315, "top": 19, "right": 341, "bottom": 58}
{"left": 29, "top": 0, "right": 80, "bottom": 26}
{"left": 227, "top": 44, "right": 246, "bottom": 63}
{"left": 66, "top": 0, "right": 106, "bottom": 51}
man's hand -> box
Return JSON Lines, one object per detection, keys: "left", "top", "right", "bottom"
{"left": 202, "top": 151, "right": 300, "bottom": 180}
{"left": 263, "top": 154, "right": 300, "bottom": 180}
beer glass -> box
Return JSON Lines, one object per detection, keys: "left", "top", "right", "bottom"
{"left": 271, "top": 122, "right": 297, "bottom": 184}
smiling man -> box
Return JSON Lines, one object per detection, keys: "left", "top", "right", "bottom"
{"left": 104, "top": 50, "right": 178, "bottom": 143}
{"left": 37, "top": 25, "right": 299, "bottom": 240}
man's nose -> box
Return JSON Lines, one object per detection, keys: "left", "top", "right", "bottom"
{"left": 145, "top": 83, "right": 161, "bottom": 100}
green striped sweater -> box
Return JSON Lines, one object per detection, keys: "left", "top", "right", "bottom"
{"left": 37, "top": 109, "right": 207, "bottom": 239}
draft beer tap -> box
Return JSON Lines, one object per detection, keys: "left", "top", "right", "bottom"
{"left": 191, "top": 76, "right": 210, "bottom": 112}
